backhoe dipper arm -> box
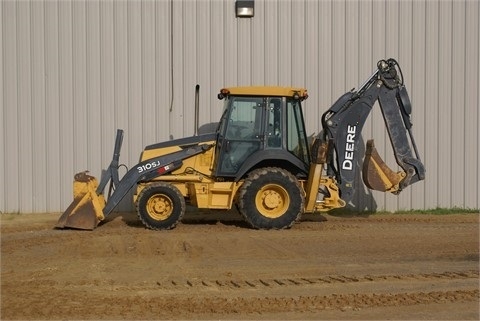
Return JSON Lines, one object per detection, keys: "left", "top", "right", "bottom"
{"left": 321, "top": 59, "right": 425, "bottom": 203}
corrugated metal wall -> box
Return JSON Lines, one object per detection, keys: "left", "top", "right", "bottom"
{"left": 1, "top": 0, "right": 479, "bottom": 214}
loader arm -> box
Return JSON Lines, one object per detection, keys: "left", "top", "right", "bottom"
{"left": 320, "top": 58, "right": 425, "bottom": 203}
{"left": 56, "top": 129, "right": 213, "bottom": 230}
{"left": 101, "top": 144, "right": 212, "bottom": 216}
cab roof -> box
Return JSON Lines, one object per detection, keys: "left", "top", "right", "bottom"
{"left": 219, "top": 86, "right": 308, "bottom": 99}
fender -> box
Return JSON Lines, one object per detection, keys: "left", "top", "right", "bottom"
{"left": 234, "top": 149, "right": 309, "bottom": 182}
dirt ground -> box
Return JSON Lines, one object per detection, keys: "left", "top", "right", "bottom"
{"left": 1, "top": 210, "right": 479, "bottom": 320}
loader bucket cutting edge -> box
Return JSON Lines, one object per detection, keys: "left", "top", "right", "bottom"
{"left": 56, "top": 171, "right": 106, "bottom": 230}
{"left": 362, "top": 140, "right": 404, "bottom": 193}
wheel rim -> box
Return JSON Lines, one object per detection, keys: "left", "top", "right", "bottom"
{"left": 146, "top": 193, "right": 173, "bottom": 221}
{"left": 255, "top": 183, "right": 290, "bottom": 218}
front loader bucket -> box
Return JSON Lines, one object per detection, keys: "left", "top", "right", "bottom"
{"left": 362, "top": 140, "right": 405, "bottom": 193}
{"left": 56, "top": 171, "right": 106, "bottom": 230}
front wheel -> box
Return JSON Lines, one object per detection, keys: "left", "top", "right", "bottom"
{"left": 238, "top": 167, "right": 305, "bottom": 229}
{"left": 136, "top": 183, "right": 185, "bottom": 230}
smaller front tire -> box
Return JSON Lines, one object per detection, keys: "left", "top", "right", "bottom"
{"left": 136, "top": 183, "right": 185, "bottom": 230}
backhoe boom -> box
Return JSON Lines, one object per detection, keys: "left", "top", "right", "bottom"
{"left": 320, "top": 59, "right": 425, "bottom": 203}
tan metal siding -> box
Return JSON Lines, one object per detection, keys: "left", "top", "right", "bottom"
{"left": 155, "top": 0, "right": 172, "bottom": 139}
{"left": 3, "top": 1, "right": 19, "bottom": 213}
{"left": 45, "top": 1, "right": 60, "bottom": 212}
{"left": 424, "top": 0, "right": 439, "bottom": 211}
{"left": 438, "top": 1, "right": 453, "bottom": 209}
{"left": 0, "top": 0, "right": 4, "bottom": 213}
{"left": 410, "top": 0, "right": 427, "bottom": 210}
{"left": 210, "top": 1, "right": 225, "bottom": 124}
{"left": 17, "top": 2, "right": 32, "bottom": 213}
{"left": 464, "top": 0, "right": 480, "bottom": 209}
{"left": 1, "top": 0, "right": 478, "bottom": 214}
{"left": 451, "top": 1, "right": 466, "bottom": 208}
{"left": 58, "top": 0, "right": 72, "bottom": 211}
{"left": 31, "top": 1, "right": 46, "bottom": 212}
{"left": 99, "top": 0, "right": 115, "bottom": 165}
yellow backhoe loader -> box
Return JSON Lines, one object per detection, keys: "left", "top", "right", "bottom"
{"left": 56, "top": 58, "right": 425, "bottom": 230}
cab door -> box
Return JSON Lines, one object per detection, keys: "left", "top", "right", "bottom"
{"left": 214, "top": 96, "right": 264, "bottom": 177}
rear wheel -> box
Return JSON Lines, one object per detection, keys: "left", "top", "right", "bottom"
{"left": 136, "top": 183, "right": 185, "bottom": 230}
{"left": 238, "top": 167, "right": 304, "bottom": 229}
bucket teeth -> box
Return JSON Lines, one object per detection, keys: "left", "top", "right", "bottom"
{"left": 362, "top": 140, "right": 404, "bottom": 193}
{"left": 56, "top": 171, "right": 105, "bottom": 230}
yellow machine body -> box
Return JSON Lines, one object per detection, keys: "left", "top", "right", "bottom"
{"left": 135, "top": 139, "right": 244, "bottom": 210}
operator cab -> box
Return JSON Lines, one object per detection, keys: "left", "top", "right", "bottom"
{"left": 214, "top": 87, "right": 310, "bottom": 179}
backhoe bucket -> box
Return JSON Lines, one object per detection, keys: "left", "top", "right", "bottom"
{"left": 56, "top": 171, "right": 106, "bottom": 230}
{"left": 362, "top": 140, "right": 405, "bottom": 193}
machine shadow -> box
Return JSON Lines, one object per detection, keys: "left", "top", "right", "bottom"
{"left": 103, "top": 207, "right": 252, "bottom": 229}
{"left": 181, "top": 207, "right": 251, "bottom": 228}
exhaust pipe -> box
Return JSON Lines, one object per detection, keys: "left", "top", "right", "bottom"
{"left": 194, "top": 84, "right": 199, "bottom": 136}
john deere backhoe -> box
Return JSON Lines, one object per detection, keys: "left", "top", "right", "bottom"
{"left": 56, "top": 58, "right": 425, "bottom": 230}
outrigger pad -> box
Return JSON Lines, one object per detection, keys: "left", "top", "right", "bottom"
{"left": 362, "top": 140, "right": 404, "bottom": 193}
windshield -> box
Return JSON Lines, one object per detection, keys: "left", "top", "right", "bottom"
{"left": 217, "top": 96, "right": 264, "bottom": 138}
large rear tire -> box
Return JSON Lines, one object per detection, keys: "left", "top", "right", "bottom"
{"left": 136, "top": 183, "right": 185, "bottom": 230}
{"left": 238, "top": 167, "right": 304, "bottom": 229}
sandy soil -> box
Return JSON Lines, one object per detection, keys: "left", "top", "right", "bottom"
{"left": 1, "top": 210, "right": 479, "bottom": 320}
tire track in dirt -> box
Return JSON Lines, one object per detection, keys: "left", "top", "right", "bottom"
{"left": 4, "top": 267, "right": 479, "bottom": 319}
{"left": 4, "top": 285, "right": 478, "bottom": 319}
{"left": 155, "top": 270, "right": 479, "bottom": 291}
{"left": 6, "top": 270, "right": 477, "bottom": 293}
{"left": 144, "top": 290, "right": 478, "bottom": 315}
